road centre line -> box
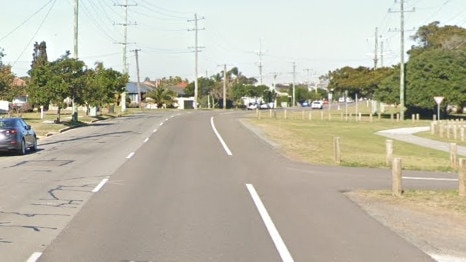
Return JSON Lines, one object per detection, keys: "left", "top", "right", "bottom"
{"left": 26, "top": 252, "right": 42, "bottom": 262}
{"left": 246, "top": 184, "right": 294, "bottom": 262}
{"left": 210, "top": 117, "right": 233, "bottom": 156}
{"left": 144, "top": 137, "right": 149, "bottom": 143}
{"left": 153, "top": 129, "right": 158, "bottom": 133}
{"left": 92, "top": 178, "right": 109, "bottom": 193}
{"left": 403, "top": 176, "right": 458, "bottom": 182}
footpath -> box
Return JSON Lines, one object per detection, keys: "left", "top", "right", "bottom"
{"left": 376, "top": 126, "right": 466, "bottom": 156}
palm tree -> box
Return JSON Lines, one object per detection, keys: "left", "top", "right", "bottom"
{"left": 146, "top": 87, "right": 177, "bottom": 108}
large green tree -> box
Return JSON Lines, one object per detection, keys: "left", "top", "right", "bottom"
{"left": 84, "top": 62, "right": 128, "bottom": 111}
{"left": 405, "top": 22, "right": 466, "bottom": 114}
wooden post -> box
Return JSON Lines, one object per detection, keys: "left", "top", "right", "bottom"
{"left": 334, "top": 137, "right": 341, "bottom": 164}
{"left": 450, "top": 143, "right": 458, "bottom": 169}
{"left": 308, "top": 111, "right": 312, "bottom": 120}
{"left": 302, "top": 110, "right": 305, "bottom": 120}
{"left": 284, "top": 110, "right": 287, "bottom": 119}
{"left": 392, "top": 158, "right": 402, "bottom": 197}
{"left": 321, "top": 111, "right": 324, "bottom": 121}
{"left": 459, "top": 158, "right": 466, "bottom": 197}
{"left": 386, "top": 139, "right": 393, "bottom": 166}
{"left": 411, "top": 114, "right": 415, "bottom": 123}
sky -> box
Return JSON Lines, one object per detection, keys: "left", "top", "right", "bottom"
{"left": 1, "top": 0, "right": 465, "bottom": 87}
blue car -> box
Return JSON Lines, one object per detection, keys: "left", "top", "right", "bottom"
{"left": 0, "top": 117, "right": 38, "bottom": 155}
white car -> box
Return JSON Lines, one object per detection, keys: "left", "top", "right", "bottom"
{"left": 311, "top": 100, "right": 324, "bottom": 109}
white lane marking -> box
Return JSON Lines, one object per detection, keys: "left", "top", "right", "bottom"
{"left": 246, "top": 184, "right": 294, "bottom": 262}
{"left": 153, "top": 129, "right": 158, "bottom": 133}
{"left": 429, "top": 253, "right": 466, "bottom": 262}
{"left": 127, "top": 152, "right": 135, "bottom": 159}
{"left": 144, "top": 137, "right": 149, "bottom": 143}
{"left": 26, "top": 252, "right": 42, "bottom": 262}
{"left": 403, "top": 176, "right": 458, "bottom": 182}
{"left": 92, "top": 178, "right": 109, "bottom": 193}
{"left": 160, "top": 122, "right": 164, "bottom": 126}
{"left": 210, "top": 117, "right": 233, "bottom": 156}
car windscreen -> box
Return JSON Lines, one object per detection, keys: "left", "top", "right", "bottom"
{"left": 0, "top": 119, "right": 15, "bottom": 128}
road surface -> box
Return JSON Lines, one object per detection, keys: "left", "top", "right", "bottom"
{"left": 0, "top": 111, "right": 459, "bottom": 261}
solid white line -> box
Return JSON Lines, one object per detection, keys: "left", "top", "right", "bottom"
{"left": 403, "top": 176, "right": 458, "bottom": 182}
{"left": 26, "top": 252, "right": 42, "bottom": 262}
{"left": 246, "top": 184, "right": 294, "bottom": 262}
{"left": 127, "top": 152, "right": 135, "bottom": 159}
{"left": 144, "top": 137, "right": 149, "bottom": 143}
{"left": 210, "top": 117, "right": 233, "bottom": 156}
{"left": 430, "top": 253, "right": 466, "bottom": 262}
{"left": 92, "top": 178, "right": 109, "bottom": 193}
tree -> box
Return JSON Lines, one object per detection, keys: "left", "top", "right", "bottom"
{"left": 83, "top": 62, "right": 128, "bottom": 112}
{"left": 146, "top": 87, "right": 177, "bottom": 108}
{"left": 404, "top": 22, "right": 466, "bottom": 115}
{"left": 28, "top": 52, "right": 87, "bottom": 123}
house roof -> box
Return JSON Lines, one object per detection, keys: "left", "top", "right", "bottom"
{"left": 125, "top": 82, "right": 154, "bottom": 94}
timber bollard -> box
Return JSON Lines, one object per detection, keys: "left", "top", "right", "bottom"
{"left": 386, "top": 139, "right": 393, "bottom": 166}
{"left": 450, "top": 143, "right": 458, "bottom": 169}
{"left": 333, "top": 137, "right": 341, "bottom": 164}
{"left": 392, "top": 158, "right": 402, "bottom": 197}
{"left": 459, "top": 158, "right": 466, "bottom": 197}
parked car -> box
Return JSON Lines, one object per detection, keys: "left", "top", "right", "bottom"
{"left": 311, "top": 100, "right": 324, "bottom": 109}
{"left": 247, "top": 103, "right": 258, "bottom": 110}
{"left": 0, "top": 117, "right": 38, "bottom": 155}
{"left": 301, "top": 101, "right": 310, "bottom": 107}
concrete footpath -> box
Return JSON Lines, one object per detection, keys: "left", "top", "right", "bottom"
{"left": 376, "top": 126, "right": 466, "bottom": 156}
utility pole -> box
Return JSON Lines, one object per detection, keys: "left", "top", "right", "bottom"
{"left": 132, "top": 49, "right": 142, "bottom": 107}
{"left": 74, "top": 0, "right": 78, "bottom": 59}
{"left": 223, "top": 64, "right": 227, "bottom": 110}
{"left": 389, "top": 0, "right": 414, "bottom": 121}
{"left": 115, "top": 0, "right": 136, "bottom": 112}
{"left": 72, "top": 0, "right": 79, "bottom": 122}
{"left": 380, "top": 36, "right": 384, "bottom": 67}
{"left": 256, "top": 40, "right": 266, "bottom": 85}
{"left": 374, "top": 27, "right": 378, "bottom": 69}
{"left": 292, "top": 62, "right": 296, "bottom": 107}
{"left": 188, "top": 13, "right": 205, "bottom": 109}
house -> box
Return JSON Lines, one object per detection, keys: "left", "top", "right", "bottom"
{"left": 125, "top": 82, "right": 155, "bottom": 104}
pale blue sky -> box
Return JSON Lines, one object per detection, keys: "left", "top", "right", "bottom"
{"left": 1, "top": 0, "right": 465, "bottom": 86}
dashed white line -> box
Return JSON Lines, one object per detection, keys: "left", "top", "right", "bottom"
{"left": 153, "top": 129, "right": 158, "bottom": 133}
{"left": 160, "top": 122, "right": 164, "bottom": 126}
{"left": 92, "top": 178, "right": 109, "bottom": 193}
{"left": 246, "top": 184, "right": 294, "bottom": 262}
{"left": 126, "top": 152, "right": 135, "bottom": 159}
{"left": 210, "top": 117, "right": 232, "bottom": 156}
{"left": 403, "top": 176, "right": 458, "bottom": 182}
{"left": 26, "top": 252, "right": 42, "bottom": 262}
{"left": 144, "top": 137, "right": 149, "bottom": 143}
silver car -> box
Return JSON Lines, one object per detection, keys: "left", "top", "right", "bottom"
{"left": 0, "top": 117, "right": 38, "bottom": 155}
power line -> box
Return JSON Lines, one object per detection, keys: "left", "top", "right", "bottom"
{"left": 12, "top": 0, "right": 57, "bottom": 68}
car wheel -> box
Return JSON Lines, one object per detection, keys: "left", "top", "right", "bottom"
{"left": 17, "top": 139, "right": 26, "bottom": 155}
{"left": 30, "top": 137, "right": 38, "bottom": 152}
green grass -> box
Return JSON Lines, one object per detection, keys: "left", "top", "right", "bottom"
{"left": 248, "top": 110, "right": 452, "bottom": 171}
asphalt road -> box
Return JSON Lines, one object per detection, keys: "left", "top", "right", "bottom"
{"left": 0, "top": 110, "right": 459, "bottom": 261}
